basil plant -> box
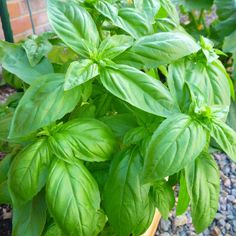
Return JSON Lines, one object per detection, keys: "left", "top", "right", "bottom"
{"left": 0, "top": 0, "right": 235, "bottom": 235}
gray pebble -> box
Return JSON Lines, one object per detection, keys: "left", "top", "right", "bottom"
{"left": 160, "top": 220, "right": 171, "bottom": 231}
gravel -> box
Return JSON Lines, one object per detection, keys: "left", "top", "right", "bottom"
{"left": 156, "top": 153, "right": 236, "bottom": 236}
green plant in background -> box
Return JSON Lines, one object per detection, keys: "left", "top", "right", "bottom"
{"left": 0, "top": 0, "right": 235, "bottom": 235}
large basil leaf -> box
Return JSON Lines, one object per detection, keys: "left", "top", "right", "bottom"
{"left": 95, "top": 0, "right": 153, "bottom": 39}
{"left": 143, "top": 114, "right": 207, "bottom": 182}
{"left": 48, "top": 119, "right": 116, "bottom": 163}
{"left": 167, "top": 59, "right": 231, "bottom": 107}
{"left": 100, "top": 64, "right": 178, "bottom": 117}
{"left": 98, "top": 35, "right": 133, "bottom": 60}
{"left": 9, "top": 74, "right": 81, "bottom": 140}
{"left": 64, "top": 59, "right": 99, "bottom": 90}
{"left": 48, "top": 0, "right": 99, "bottom": 57}
{"left": 8, "top": 139, "right": 50, "bottom": 206}
{"left": 13, "top": 192, "right": 47, "bottom": 236}
{"left": 210, "top": 120, "right": 236, "bottom": 162}
{"left": 185, "top": 153, "right": 220, "bottom": 233}
{"left": 46, "top": 159, "right": 101, "bottom": 236}
{"left": 0, "top": 41, "right": 53, "bottom": 84}
{"left": 134, "top": 0, "right": 160, "bottom": 21}
{"left": 115, "top": 32, "right": 200, "bottom": 68}
{"left": 151, "top": 180, "right": 175, "bottom": 219}
{"left": 103, "top": 148, "right": 155, "bottom": 236}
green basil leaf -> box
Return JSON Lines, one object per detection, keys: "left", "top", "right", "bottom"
{"left": 100, "top": 64, "right": 178, "bottom": 117}
{"left": 215, "top": 0, "right": 236, "bottom": 21}
{"left": 9, "top": 73, "right": 81, "bottom": 140}
{"left": 210, "top": 120, "right": 236, "bottom": 162}
{"left": 0, "top": 181, "right": 11, "bottom": 204}
{"left": 0, "top": 153, "right": 14, "bottom": 183}
{"left": 151, "top": 180, "right": 175, "bottom": 219}
{"left": 99, "top": 114, "right": 138, "bottom": 138}
{"left": 46, "top": 159, "right": 101, "bottom": 236}
{"left": 0, "top": 109, "right": 14, "bottom": 142}
{"left": 13, "top": 191, "right": 47, "bottom": 236}
{"left": 115, "top": 32, "right": 200, "bottom": 68}
{"left": 98, "top": 35, "right": 133, "bottom": 60}
{"left": 176, "top": 173, "right": 190, "bottom": 215}
{"left": 227, "top": 98, "right": 236, "bottom": 131}
{"left": 185, "top": 152, "right": 220, "bottom": 233}
{"left": 168, "top": 59, "right": 231, "bottom": 107}
{"left": 143, "top": 114, "right": 207, "bottom": 182}
{"left": 44, "top": 224, "right": 63, "bottom": 236}
{"left": 0, "top": 41, "right": 53, "bottom": 84}
{"left": 134, "top": 0, "right": 160, "bottom": 21}
{"left": 95, "top": 1, "right": 153, "bottom": 39}
{"left": 104, "top": 148, "right": 155, "bottom": 236}
{"left": 8, "top": 139, "right": 50, "bottom": 206}
{"left": 64, "top": 59, "right": 99, "bottom": 90}
{"left": 48, "top": 118, "right": 116, "bottom": 163}
{"left": 48, "top": 0, "right": 99, "bottom": 57}
{"left": 22, "top": 35, "right": 52, "bottom": 67}
{"left": 123, "top": 126, "right": 148, "bottom": 145}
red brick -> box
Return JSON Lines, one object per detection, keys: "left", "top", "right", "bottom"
{"left": 11, "top": 15, "right": 33, "bottom": 35}
{"left": 7, "top": 1, "right": 22, "bottom": 18}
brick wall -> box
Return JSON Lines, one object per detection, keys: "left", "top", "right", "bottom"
{"left": 0, "top": 0, "right": 50, "bottom": 42}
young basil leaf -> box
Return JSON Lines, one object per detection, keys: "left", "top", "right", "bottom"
{"left": 8, "top": 138, "right": 50, "bottom": 206}
{"left": 115, "top": 32, "right": 200, "bottom": 68}
{"left": 0, "top": 181, "right": 11, "bottom": 204}
{"left": 46, "top": 159, "right": 101, "bottom": 236}
{"left": 0, "top": 41, "right": 53, "bottom": 84}
{"left": 100, "top": 64, "right": 178, "bottom": 117}
{"left": 48, "top": 0, "right": 99, "bottom": 57}
{"left": 9, "top": 74, "right": 81, "bottom": 140}
{"left": 13, "top": 191, "right": 47, "bottom": 236}
{"left": 64, "top": 59, "right": 99, "bottom": 90}
{"left": 185, "top": 152, "right": 220, "bottom": 233}
{"left": 134, "top": 0, "right": 160, "bottom": 21}
{"left": 151, "top": 180, "right": 175, "bottom": 220}
{"left": 210, "top": 120, "right": 236, "bottom": 162}
{"left": 94, "top": 0, "right": 153, "bottom": 39}
{"left": 103, "top": 148, "right": 155, "bottom": 236}
{"left": 48, "top": 118, "right": 116, "bottom": 163}
{"left": 176, "top": 172, "right": 190, "bottom": 216}
{"left": 22, "top": 35, "right": 53, "bottom": 67}
{"left": 98, "top": 35, "right": 133, "bottom": 60}
{"left": 143, "top": 114, "right": 207, "bottom": 182}
{"left": 0, "top": 109, "right": 14, "bottom": 142}
{"left": 0, "top": 153, "right": 14, "bottom": 183}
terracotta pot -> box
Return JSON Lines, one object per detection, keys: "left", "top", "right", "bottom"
{"left": 141, "top": 210, "right": 161, "bottom": 236}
